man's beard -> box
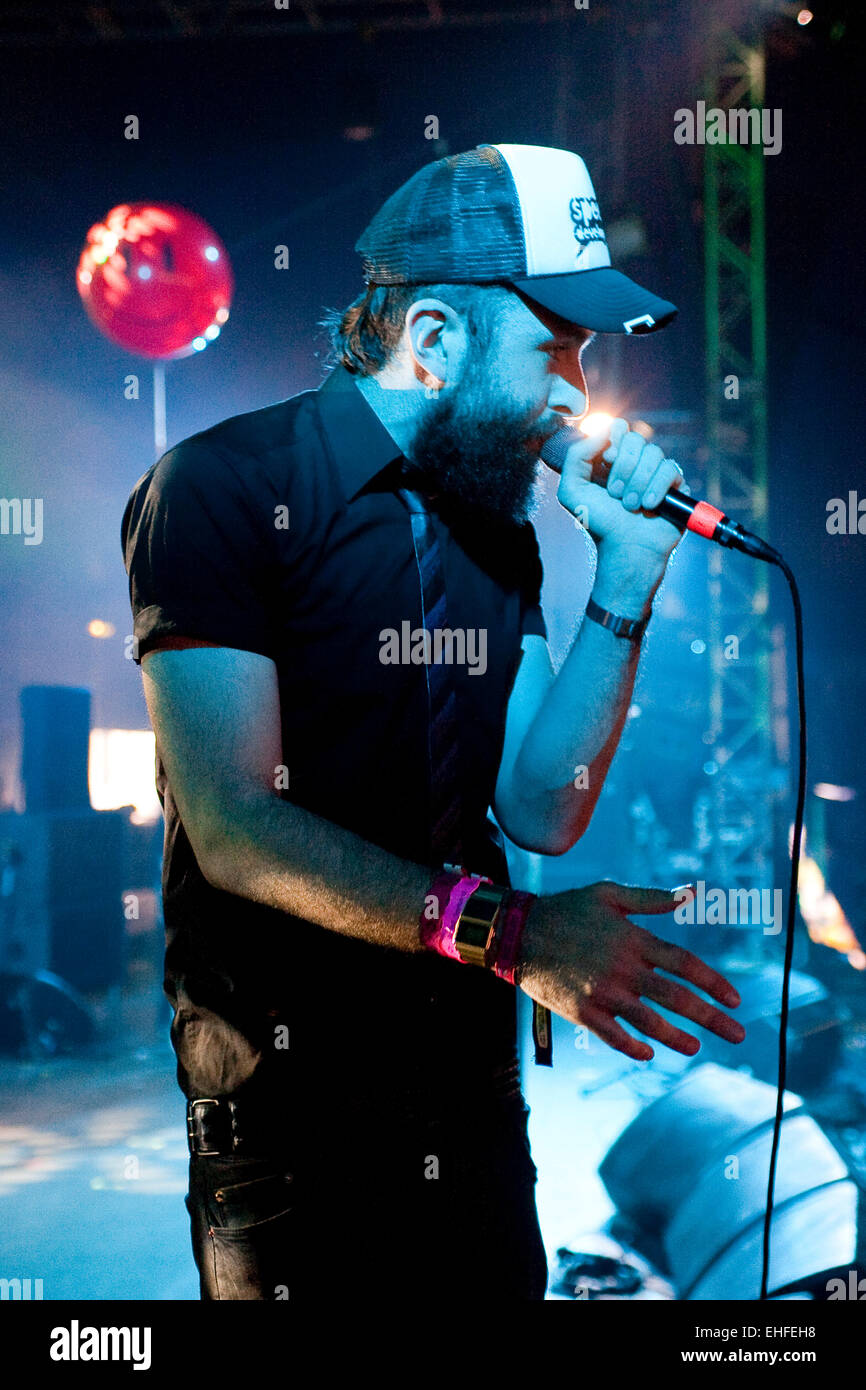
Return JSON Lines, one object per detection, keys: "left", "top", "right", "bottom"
{"left": 404, "top": 356, "right": 557, "bottom": 525}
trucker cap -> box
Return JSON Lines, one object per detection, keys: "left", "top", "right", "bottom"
{"left": 355, "top": 142, "right": 677, "bottom": 335}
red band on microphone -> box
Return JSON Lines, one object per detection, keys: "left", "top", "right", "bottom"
{"left": 687, "top": 499, "right": 726, "bottom": 539}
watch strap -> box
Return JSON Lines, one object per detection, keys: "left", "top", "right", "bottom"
{"left": 585, "top": 594, "right": 650, "bottom": 641}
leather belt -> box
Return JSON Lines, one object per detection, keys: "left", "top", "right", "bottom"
{"left": 186, "top": 1096, "right": 292, "bottom": 1157}
{"left": 187, "top": 1060, "right": 524, "bottom": 1156}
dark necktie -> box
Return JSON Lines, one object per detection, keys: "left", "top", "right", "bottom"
{"left": 396, "top": 484, "right": 464, "bottom": 867}
{"left": 396, "top": 479, "right": 553, "bottom": 1067}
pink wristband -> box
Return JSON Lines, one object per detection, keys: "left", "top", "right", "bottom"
{"left": 491, "top": 890, "right": 536, "bottom": 984}
{"left": 420, "top": 870, "right": 493, "bottom": 963}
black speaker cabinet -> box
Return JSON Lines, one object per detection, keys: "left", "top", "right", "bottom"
{"left": 0, "top": 810, "right": 126, "bottom": 991}
{"left": 20, "top": 685, "right": 91, "bottom": 814}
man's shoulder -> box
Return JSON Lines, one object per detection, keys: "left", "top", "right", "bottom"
{"left": 124, "top": 383, "right": 330, "bottom": 509}
{"left": 121, "top": 383, "right": 331, "bottom": 553}
{"left": 172, "top": 383, "right": 324, "bottom": 471}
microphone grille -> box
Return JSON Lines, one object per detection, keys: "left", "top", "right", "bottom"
{"left": 539, "top": 424, "right": 581, "bottom": 473}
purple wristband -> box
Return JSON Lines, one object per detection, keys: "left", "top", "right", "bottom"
{"left": 420, "top": 870, "right": 493, "bottom": 963}
{"left": 491, "top": 890, "right": 536, "bottom": 984}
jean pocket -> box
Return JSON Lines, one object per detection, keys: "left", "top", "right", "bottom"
{"left": 206, "top": 1204, "right": 295, "bottom": 1301}
{"left": 208, "top": 1165, "right": 294, "bottom": 1233}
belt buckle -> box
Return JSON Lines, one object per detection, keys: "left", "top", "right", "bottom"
{"left": 187, "top": 1098, "right": 222, "bottom": 1156}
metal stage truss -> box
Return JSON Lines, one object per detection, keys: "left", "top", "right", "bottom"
{"left": 0, "top": 0, "right": 601, "bottom": 46}
{"left": 702, "top": 20, "right": 783, "bottom": 936}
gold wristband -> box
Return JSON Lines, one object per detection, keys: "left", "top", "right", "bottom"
{"left": 452, "top": 882, "right": 509, "bottom": 968}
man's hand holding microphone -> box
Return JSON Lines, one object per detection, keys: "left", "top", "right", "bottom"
{"left": 507, "top": 417, "right": 745, "bottom": 1061}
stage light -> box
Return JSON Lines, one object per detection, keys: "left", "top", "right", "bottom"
{"left": 204, "top": 324, "right": 220, "bottom": 341}
{"left": 88, "top": 728, "right": 161, "bottom": 823}
{"left": 579, "top": 411, "right": 614, "bottom": 438}
{"left": 90, "top": 232, "right": 119, "bottom": 267}
{"left": 797, "top": 840, "right": 862, "bottom": 966}
{"left": 191, "top": 337, "right": 207, "bottom": 351}
{"left": 87, "top": 619, "right": 115, "bottom": 639}
{"left": 691, "top": 639, "right": 706, "bottom": 654}
{"left": 77, "top": 204, "right": 233, "bottom": 362}
{"left": 797, "top": 9, "right": 813, "bottom": 24}
{"left": 813, "top": 782, "right": 856, "bottom": 802}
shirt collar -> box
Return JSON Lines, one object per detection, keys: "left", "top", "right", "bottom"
{"left": 317, "top": 363, "right": 406, "bottom": 501}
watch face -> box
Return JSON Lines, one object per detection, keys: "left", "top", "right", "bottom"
{"left": 454, "top": 888, "right": 505, "bottom": 966}
{"left": 459, "top": 888, "right": 502, "bottom": 927}
{"left": 461, "top": 924, "right": 491, "bottom": 949}
{"left": 451, "top": 882, "right": 507, "bottom": 967}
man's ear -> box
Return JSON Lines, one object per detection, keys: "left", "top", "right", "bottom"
{"left": 404, "top": 297, "right": 465, "bottom": 391}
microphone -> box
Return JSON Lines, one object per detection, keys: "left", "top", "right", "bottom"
{"left": 540, "top": 424, "right": 779, "bottom": 563}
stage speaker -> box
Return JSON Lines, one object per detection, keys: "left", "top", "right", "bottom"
{"left": 600, "top": 1063, "right": 864, "bottom": 1300}
{"left": 20, "top": 685, "right": 91, "bottom": 814}
{"left": 0, "top": 809, "right": 126, "bottom": 990}
{"left": 0, "top": 812, "right": 51, "bottom": 975}
{"left": 689, "top": 1180, "right": 864, "bottom": 1300}
{"left": 599, "top": 1063, "right": 803, "bottom": 1232}
{"left": 665, "top": 1111, "right": 849, "bottom": 1294}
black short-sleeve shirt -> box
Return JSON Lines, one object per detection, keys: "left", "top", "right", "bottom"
{"left": 122, "top": 364, "right": 547, "bottom": 1119}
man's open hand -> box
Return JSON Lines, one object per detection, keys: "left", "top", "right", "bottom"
{"left": 515, "top": 881, "right": 746, "bottom": 1061}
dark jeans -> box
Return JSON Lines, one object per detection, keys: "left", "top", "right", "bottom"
{"left": 185, "top": 1097, "right": 548, "bottom": 1301}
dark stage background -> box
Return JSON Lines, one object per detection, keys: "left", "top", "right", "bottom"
{"left": 0, "top": 0, "right": 864, "bottom": 1314}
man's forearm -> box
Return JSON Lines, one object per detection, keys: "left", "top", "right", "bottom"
{"left": 202, "top": 789, "right": 435, "bottom": 953}
{"left": 510, "top": 546, "right": 665, "bottom": 852}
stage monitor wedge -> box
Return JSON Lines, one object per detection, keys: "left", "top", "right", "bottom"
{"left": 599, "top": 1063, "right": 803, "bottom": 1232}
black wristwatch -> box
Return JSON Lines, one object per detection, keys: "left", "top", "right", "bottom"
{"left": 584, "top": 595, "right": 650, "bottom": 642}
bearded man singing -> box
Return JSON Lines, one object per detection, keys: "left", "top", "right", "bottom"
{"left": 122, "top": 142, "right": 746, "bottom": 1302}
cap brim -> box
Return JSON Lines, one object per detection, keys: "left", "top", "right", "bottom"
{"left": 510, "top": 266, "right": 677, "bottom": 334}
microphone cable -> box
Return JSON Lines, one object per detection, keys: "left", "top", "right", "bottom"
{"left": 758, "top": 550, "right": 807, "bottom": 1301}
